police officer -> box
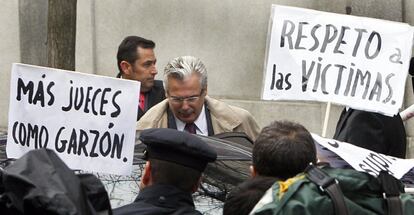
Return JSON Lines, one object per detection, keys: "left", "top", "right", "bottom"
{"left": 113, "top": 128, "right": 217, "bottom": 215}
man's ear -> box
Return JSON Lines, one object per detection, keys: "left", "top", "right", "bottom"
{"left": 250, "top": 165, "right": 258, "bottom": 178}
{"left": 140, "top": 161, "right": 152, "bottom": 189}
{"left": 191, "top": 176, "right": 203, "bottom": 193}
{"left": 120, "top": 61, "right": 132, "bottom": 76}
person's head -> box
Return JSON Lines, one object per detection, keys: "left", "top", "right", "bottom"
{"left": 163, "top": 56, "right": 208, "bottom": 123}
{"left": 139, "top": 128, "right": 217, "bottom": 193}
{"left": 223, "top": 177, "right": 276, "bottom": 215}
{"left": 251, "top": 120, "right": 317, "bottom": 180}
{"left": 116, "top": 36, "right": 157, "bottom": 92}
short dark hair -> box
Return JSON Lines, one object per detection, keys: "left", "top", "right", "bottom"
{"left": 252, "top": 120, "right": 317, "bottom": 180}
{"left": 116, "top": 36, "right": 155, "bottom": 77}
{"left": 223, "top": 176, "right": 276, "bottom": 215}
{"left": 149, "top": 158, "right": 202, "bottom": 192}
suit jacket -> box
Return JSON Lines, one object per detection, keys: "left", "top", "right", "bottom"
{"left": 136, "top": 96, "right": 261, "bottom": 141}
{"left": 333, "top": 108, "right": 406, "bottom": 158}
{"left": 137, "top": 80, "right": 166, "bottom": 121}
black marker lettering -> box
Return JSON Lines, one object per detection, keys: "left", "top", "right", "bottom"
{"left": 295, "top": 22, "right": 308, "bottom": 50}
{"left": 365, "top": 31, "right": 381, "bottom": 59}
{"left": 111, "top": 90, "right": 122, "bottom": 118}
{"left": 351, "top": 69, "right": 371, "bottom": 98}
{"left": 55, "top": 127, "right": 66, "bottom": 153}
{"left": 67, "top": 129, "right": 78, "bottom": 154}
{"left": 334, "top": 26, "right": 350, "bottom": 54}
{"left": 111, "top": 133, "right": 124, "bottom": 159}
{"left": 334, "top": 64, "right": 346, "bottom": 95}
{"left": 84, "top": 86, "right": 93, "bottom": 113}
{"left": 100, "top": 131, "right": 111, "bottom": 157}
{"left": 320, "top": 24, "right": 338, "bottom": 53}
{"left": 352, "top": 28, "right": 367, "bottom": 57}
{"left": 302, "top": 60, "right": 315, "bottom": 91}
{"left": 280, "top": 20, "right": 295, "bottom": 49}
{"left": 309, "top": 24, "right": 321, "bottom": 51}
{"left": 369, "top": 73, "right": 382, "bottom": 101}
{"left": 77, "top": 129, "right": 89, "bottom": 156}
{"left": 89, "top": 130, "right": 100, "bottom": 157}
{"left": 47, "top": 82, "right": 55, "bottom": 106}
{"left": 382, "top": 73, "right": 394, "bottom": 104}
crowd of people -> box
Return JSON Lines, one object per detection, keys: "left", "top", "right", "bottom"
{"left": 111, "top": 35, "right": 409, "bottom": 214}
{"left": 0, "top": 34, "right": 409, "bottom": 214}
{"left": 1, "top": 31, "right": 401, "bottom": 214}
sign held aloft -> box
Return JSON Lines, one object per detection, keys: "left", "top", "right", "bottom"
{"left": 262, "top": 5, "right": 414, "bottom": 116}
{"left": 7, "top": 63, "right": 140, "bottom": 175}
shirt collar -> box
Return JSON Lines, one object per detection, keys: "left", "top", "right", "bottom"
{"left": 175, "top": 104, "right": 208, "bottom": 136}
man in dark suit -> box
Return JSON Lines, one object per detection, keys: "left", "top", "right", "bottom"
{"left": 333, "top": 108, "right": 406, "bottom": 158}
{"left": 116, "top": 36, "right": 165, "bottom": 121}
{"left": 113, "top": 128, "right": 217, "bottom": 215}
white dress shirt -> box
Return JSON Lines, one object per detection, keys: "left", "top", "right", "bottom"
{"left": 175, "top": 105, "right": 208, "bottom": 136}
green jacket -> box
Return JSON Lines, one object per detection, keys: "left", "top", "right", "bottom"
{"left": 251, "top": 167, "right": 414, "bottom": 215}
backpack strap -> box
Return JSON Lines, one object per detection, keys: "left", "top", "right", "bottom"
{"left": 378, "top": 171, "right": 403, "bottom": 215}
{"left": 305, "top": 164, "right": 349, "bottom": 215}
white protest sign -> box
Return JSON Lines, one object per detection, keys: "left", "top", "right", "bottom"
{"left": 7, "top": 63, "right": 140, "bottom": 175}
{"left": 312, "top": 133, "right": 414, "bottom": 179}
{"left": 263, "top": 5, "right": 414, "bottom": 116}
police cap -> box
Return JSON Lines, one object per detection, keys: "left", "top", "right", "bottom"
{"left": 139, "top": 128, "right": 217, "bottom": 172}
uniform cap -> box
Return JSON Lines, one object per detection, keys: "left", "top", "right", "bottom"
{"left": 139, "top": 128, "right": 217, "bottom": 172}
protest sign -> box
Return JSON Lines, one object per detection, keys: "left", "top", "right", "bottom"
{"left": 7, "top": 63, "right": 140, "bottom": 175}
{"left": 262, "top": 5, "right": 414, "bottom": 116}
{"left": 312, "top": 133, "right": 414, "bottom": 179}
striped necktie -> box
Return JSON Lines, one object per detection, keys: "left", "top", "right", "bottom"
{"left": 184, "top": 123, "right": 197, "bottom": 134}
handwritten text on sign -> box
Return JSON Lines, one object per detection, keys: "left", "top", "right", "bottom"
{"left": 312, "top": 134, "right": 414, "bottom": 179}
{"left": 262, "top": 5, "right": 414, "bottom": 115}
{"left": 7, "top": 63, "right": 140, "bottom": 175}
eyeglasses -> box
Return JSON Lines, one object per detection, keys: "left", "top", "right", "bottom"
{"left": 168, "top": 90, "right": 204, "bottom": 104}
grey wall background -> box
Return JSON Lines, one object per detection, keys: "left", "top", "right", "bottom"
{"left": 0, "top": 0, "right": 20, "bottom": 134}
{"left": 1, "top": 0, "right": 414, "bottom": 156}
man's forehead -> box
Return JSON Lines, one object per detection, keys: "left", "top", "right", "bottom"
{"left": 136, "top": 46, "right": 154, "bottom": 52}
{"left": 136, "top": 47, "right": 155, "bottom": 59}
{"left": 169, "top": 72, "right": 201, "bottom": 81}
{"left": 168, "top": 75, "right": 201, "bottom": 87}
{"left": 168, "top": 83, "right": 204, "bottom": 98}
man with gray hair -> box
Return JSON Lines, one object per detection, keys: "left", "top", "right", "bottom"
{"left": 137, "top": 56, "right": 260, "bottom": 140}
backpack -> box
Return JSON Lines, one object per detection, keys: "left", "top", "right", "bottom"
{"left": 251, "top": 164, "right": 414, "bottom": 215}
{"left": 0, "top": 148, "right": 112, "bottom": 215}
